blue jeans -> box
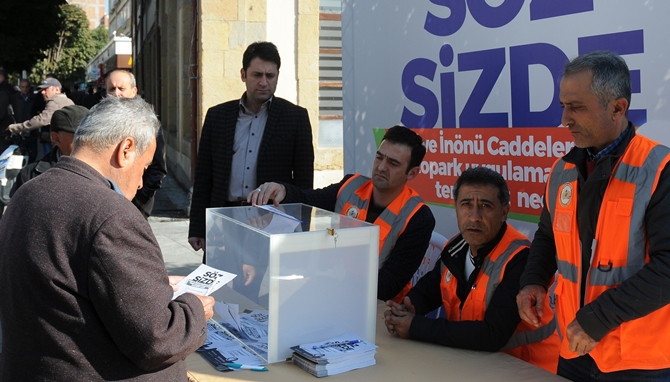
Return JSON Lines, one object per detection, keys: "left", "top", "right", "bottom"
{"left": 558, "top": 355, "right": 670, "bottom": 382}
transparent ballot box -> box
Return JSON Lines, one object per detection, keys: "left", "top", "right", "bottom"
{"left": 205, "top": 203, "right": 379, "bottom": 363}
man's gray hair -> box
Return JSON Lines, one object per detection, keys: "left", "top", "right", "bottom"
{"left": 73, "top": 96, "right": 159, "bottom": 154}
{"left": 129, "top": 71, "right": 136, "bottom": 88}
{"left": 563, "top": 50, "right": 631, "bottom": 114}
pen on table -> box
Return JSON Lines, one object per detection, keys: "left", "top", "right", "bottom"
{"left": 312, "top": 339, "right": 362, "bottom": 349}
{"left": 224, "top": 362, "right": 268, "bottom": 372}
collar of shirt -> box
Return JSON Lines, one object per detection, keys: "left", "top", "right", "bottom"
{"left": 444, "top": 223, "right": 508, "bottom": 279}
{"left": 587, "top": 124, "right": 632, "bottom": 162}
{"left": 106, "top": 178, "right": 125, "bottom": 196}
{"left": 228, "top": 95, "right": 271, "bottom": 201}
{"left": 239, "top": 94, "right": 272, "bottom": 115}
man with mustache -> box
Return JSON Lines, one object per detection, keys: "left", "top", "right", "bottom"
{"left": 517, "top": 50, "right": 670, "bottom": 380}
{"left": 384, "top": 166, "right": 559, "bottom": 373}
{"left": 248, "top": 125, "right": 435, "bottom": 302}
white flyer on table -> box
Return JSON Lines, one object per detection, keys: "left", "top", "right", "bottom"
{"left": 172, "top": 264, "right": 236, "bottom": 299}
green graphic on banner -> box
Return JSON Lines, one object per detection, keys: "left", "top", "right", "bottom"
{"left": 373, "top": 128, "right": 386, "bottom": 148}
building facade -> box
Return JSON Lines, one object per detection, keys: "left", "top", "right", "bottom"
{"left": 109, "top": 0, "right": 132, "bottom": 38}
{"left": 84, "top": 0, "right": 133, "bottom": 90}
{"left": 67, "top": 0, "right": 106, "bottom": 30}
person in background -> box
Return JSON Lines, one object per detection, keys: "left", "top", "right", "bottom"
{"left": 7, "top": 77, "right": 73, "bottom": 156}
{"left": 384, "top": 166, "right": 559, "bottom": 373}
{"left": 0, "top": 96, "right": 214, "bottom": 380}
{"left": 248, "top": 125, "right": 435, "bottom": 302}
{"left": 11, "top": 105, "right": 88, "bottom": 195}
{"left": 106, "top": 69, "right": 167, "bottom": 218}
{"left": 517, "top": 50, "right": 670, "bottom": 381}
{"left": 15, "top": 79, "right": 35, "bottom": 122}
{"left": 189, "top": 41, "right": 314, "bottom": 254}
{"left": 13, "top": 79, "right": 39, "bottom": 162}
{"left": 0, "top": 69, "right": 16, "bottom": 133}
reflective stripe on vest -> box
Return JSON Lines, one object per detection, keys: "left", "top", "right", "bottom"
{"left": 557, "top": 259, "right": 578, "bottom": 284}
{"left": 334, "top": 175, "right": 368, "bottom": 214}
{"left": 335, "top": 174, "right": 425, "bottom": 265}
{"left": 545, "top": 160, "right": 581, "bottom": 285}
{"left": 588, "top": 144, "right": 670, "bottom": 286}
{"left": 480, "top": 238, "right": 531, "bottom": 308}
{"left": 378, "top": 196, "right": 423, "bottom": 262}
{"left": 502, "top": 315, "right": 557, "bottom": 350}
{"left": 478, "top": 237, "right": 558, "bottom": 350}
{"left": 545, "top": 160, "right": 579, "bottom": 216}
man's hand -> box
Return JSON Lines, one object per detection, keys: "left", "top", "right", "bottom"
{"left": 242, "top": 264, "right": 257, "bottom": 286}
{"left": 383, "top": 297, "right": 416, "bottom": 338}
{"left": 188, "top": 237, "right": 205, "bottom": 251}
{"left": 247, "top": 182, "right": 286, "bottom": 206}
{"left": 566, "top": 319, "right": 598, "bottom": 355}
{"left": 194, "top": 295, "right": 215, "bottom": 321}
{"left": 516, "top": 284, "right": 546, "bottom": 327}
{"left": 168, "top": 275, "right": 185, "bottom": 292}
{"left": 7, "top": 123, "right": 22, "bottom": 135}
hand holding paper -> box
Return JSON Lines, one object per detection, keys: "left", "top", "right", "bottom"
{"left": 172, "top": 264, "right": 236, "bottom": 300}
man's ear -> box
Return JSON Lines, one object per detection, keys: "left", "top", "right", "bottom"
{"left": 50, "top": 132, "right": 61, "bottom": 148}
{"left": 240, "top": 68, "right": 247, "bottom": 82}
{"left": 612, "top": 97, "right": 629, "bottom": 121}
{"left": 115, "top": 137, "right": 137, "bottom": 169}
{"left": 406, "top": 166, "right": 420, "bottom": 181}
{"left": 501, "top": 203, "right": 510, "bottom": 222}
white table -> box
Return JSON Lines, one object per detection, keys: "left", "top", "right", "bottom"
{"left": 187, "top": 301, "right": 566, "bottom": 381}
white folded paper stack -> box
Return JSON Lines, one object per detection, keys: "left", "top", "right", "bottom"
{"left": 291, "top": 333, "right": 377, "bottom": 377}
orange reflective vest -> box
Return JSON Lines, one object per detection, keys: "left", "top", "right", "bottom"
{"left": 335, "top": 174, "right": 425, "bottom": 303}
{"left": 440, "top": 225, "right": 559, "bottom": 373}
{"left": 546, "top": 134, "right": 670, "bottom": 372}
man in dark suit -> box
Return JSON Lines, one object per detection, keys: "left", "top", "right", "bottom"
{"left": 188, "top": 41, "right": 314, "bottom": 253}
{"left": 0, "top": 69, "right": 16, "bottom": 132}
{"left": 15, "top": 79, "right": 35, "bottom": 123}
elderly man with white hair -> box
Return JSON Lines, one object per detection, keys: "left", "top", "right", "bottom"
{"left": 0, "top": 96, "right": 214, "bottom": 381}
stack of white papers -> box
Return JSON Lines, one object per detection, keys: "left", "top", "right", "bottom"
{"left": 212, "top": 302, "right": 269, "bottom": 361}
{"left": 291, "top": 333, "right": 377, "bottom": 377}
{"left": 197, "top": 321, "right": 267, "bottom": 371}
{"left": 197, "top": 302, "right": 268, "bottom": 371}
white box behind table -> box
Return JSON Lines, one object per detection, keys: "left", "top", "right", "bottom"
{"left": 205, "top": 203, "right": 379, "bottom": 363}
